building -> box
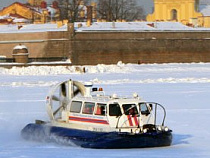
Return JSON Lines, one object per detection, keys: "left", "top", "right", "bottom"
{"left": 147, "top": 0, "right": 210, "bottom": 27}
{"left": 0, "top": 1, "right": 60, "bottom": 24}
{"left": 0, "top": 2, "right": 41, "bottom": 23}
{"left": 0, "top": 0, "right": 97, "bottom": 25}
{"left": 28, "top": 0, "right": 43, "bottom": 6}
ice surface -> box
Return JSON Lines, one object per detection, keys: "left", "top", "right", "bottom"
{"left": 0, "top": 62, "right": 210, "bottom": 157}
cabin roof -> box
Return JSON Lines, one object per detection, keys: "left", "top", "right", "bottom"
{"left": 72, "top": 95, "right": 142, "bottom": 104}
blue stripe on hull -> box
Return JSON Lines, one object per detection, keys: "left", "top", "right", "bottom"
{"left": 21, "top": 123, "right": 172, "bottom": 149}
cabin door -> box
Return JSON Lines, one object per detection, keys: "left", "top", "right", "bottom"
{"left": 122, "top": 104, "right": 140, "bottom": 128}
{"left": 139, "top": 103, "right": 155, "bottom": 125}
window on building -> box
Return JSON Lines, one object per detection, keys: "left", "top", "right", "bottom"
{"left": 171, "top": 9, "right": 177, "bottom": 20}
{"left": 195, "top": 0, "right": 199, "bottom": 12}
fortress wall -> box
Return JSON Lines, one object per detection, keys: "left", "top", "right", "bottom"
{"left": 71, "top": 31, "right": 210, "bottom": 65}
{"left": 0, "top": 29, "right": 210, "bottom": 65}
{"left": 0, "top": 31, "right": 70, "bottom": 58}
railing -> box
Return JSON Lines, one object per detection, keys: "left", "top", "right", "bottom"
{"left": 115, "top": 102, "right": 166, "bottom": 131}
{"left": 146, "top": 102, "right": 166, "bottom": 126}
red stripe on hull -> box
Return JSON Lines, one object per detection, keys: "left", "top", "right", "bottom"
{"left": 69, "top": 116, "right": 109, "bottom": 125}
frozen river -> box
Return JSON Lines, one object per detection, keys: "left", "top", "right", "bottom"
{"left": 0, "top": 63, "right": 210, "bottom": 158}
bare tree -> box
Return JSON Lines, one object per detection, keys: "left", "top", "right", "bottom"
{"left": 56, "top": 0, "right": 144, "bottom": 22}
{"left": 57, "top": 0, "right": 88, "bottom": 22}
{"left": 97, "top": 0, "right": 112, "bottom": 21}
{"left": 97, "top": 0, "right": 145, "bottom": 21}
{"left": 57, "top": 0, "right": 69, "bottom": 20}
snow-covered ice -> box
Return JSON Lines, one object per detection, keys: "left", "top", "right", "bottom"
{"left": 0, "top": 62, "right": 210, "bottom": 157}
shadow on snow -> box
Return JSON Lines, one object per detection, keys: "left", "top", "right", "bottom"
{"left": 172, "top": 134, "right": 192, "bottom": 145}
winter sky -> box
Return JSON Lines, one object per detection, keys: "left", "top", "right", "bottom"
{"left": 0, "top": 0, "right": 154, "bottom": 14}
{"left": 0, "top": 0, "right": 210, "bottom": 15}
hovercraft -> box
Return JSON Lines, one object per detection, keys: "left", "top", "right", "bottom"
{"left": 21, "top": 79, "right": 172, "bottom": 149}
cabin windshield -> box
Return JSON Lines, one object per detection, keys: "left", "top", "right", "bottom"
{"left": 109, "top": 103, "right": 122, "bottom": 116}
{"left": 139, "top": 103, "right": 150, "bottom": 115}
{"left": 122, "top": 104, "right": 138, "bottom": 115}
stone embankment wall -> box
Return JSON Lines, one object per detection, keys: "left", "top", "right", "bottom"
{"left": 0, "top": 27, "right": 210, "bottom": 65}
{"left": 0, "top": 31, "right": 70, "bottom": 60}
{"left": 71, "top": 31, "right": 210, "bottom": 65}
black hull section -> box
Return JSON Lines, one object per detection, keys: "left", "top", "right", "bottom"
{"left": 21, "top": 123, "right": 172, "bottom": 149}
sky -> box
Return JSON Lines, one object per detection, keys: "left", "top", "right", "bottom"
{"left": 1, "top": 0, "right": 210, "bottom": 15}
{"left": 0, "top": 0, "right": 154, "bottom": 14}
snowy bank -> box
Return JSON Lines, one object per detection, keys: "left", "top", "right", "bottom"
{"left": 1, "top": 62, "right": 210, "bottom": 75}
{"left": 1, "top": 62, "right": 210, "bottom": 86}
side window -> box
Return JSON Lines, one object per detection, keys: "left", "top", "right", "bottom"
{"left": 95, "top": 103, "right": 106, "bottom": 116}
{"left": 70, "top": 101, "right": 82, "bottom": 113}
{"left": 139, "top": 103, "right": 150, "bottom": 115}
{"left": 109, "top": 104, "right": 122, "bottom": 116}
{"left": 122, "top": 104, "right": 138, "bottom": 115}
{"left": 82, "top": 102, "right": 95, "bottom": 114}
